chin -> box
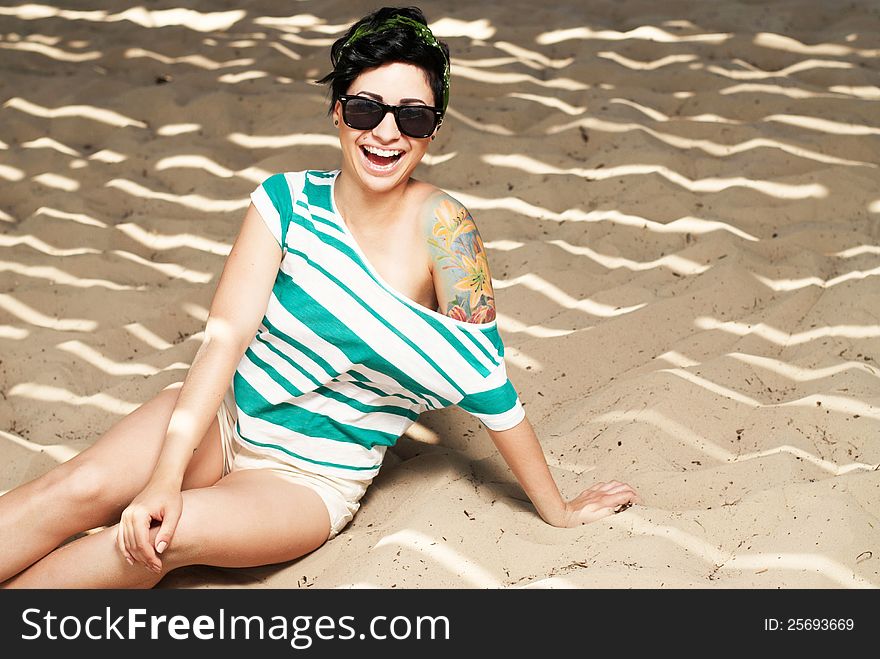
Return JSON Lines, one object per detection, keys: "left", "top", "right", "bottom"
{"left": 360, "top": 175, "right": 406, "bottom": 194}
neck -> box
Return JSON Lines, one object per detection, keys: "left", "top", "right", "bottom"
{"left": 334, "top": 171, "right": 410, "bottom": 231}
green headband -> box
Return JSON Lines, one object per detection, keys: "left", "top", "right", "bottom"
{"left": 339, "top": 15, "right": 450, "bottom": 112}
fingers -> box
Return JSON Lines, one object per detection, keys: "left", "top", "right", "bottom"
{"left": 586, "top": 480, "right": 639, "bottom": 498}
{"left": 154, "top": 509, "right": 181, "bottom": 559}
{"left": 585, "top": 480, "right": 624, "bottom": 492}
{"left": 604, "top": 490, "right": 638, "bottom": 512}
{"left": 115, "top": 524, "right": 134, "bottom": 566}
{"left": 604, "top": 483, "right": 636, "bottom": 497}
{"left": 118, "top": 508, "right": 162, "bottom": 573}
{"left": 132, "top": 511, "right": 161, "bottom": 572}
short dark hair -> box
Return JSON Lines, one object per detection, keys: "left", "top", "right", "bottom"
{"left": 316, "top": 6, "right": 450, "bottom": 114}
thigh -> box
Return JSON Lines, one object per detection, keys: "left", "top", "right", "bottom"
{"left": 60, "top": 382, "right": 224, "bottom": 522}
{"left": 2, "top": 469, "right": 332, "bottom": 588}
{"left": 162, "top": 468, "right": 332, "bottom": 570}
{"left": 100, "top": 382, "right": 224, "bottom": 488}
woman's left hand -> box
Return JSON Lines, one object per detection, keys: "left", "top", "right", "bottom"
{"left": 559, "top": 480, "right": 640, "bottom": 527}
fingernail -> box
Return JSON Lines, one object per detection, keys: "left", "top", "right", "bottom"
{"left": 156, "top": 541, "right": 167, "bottom": 554}
{"left": 125, "top": 557, "right": 133, "bottom": 566}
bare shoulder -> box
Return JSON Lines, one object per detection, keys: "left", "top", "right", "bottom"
{"left": 416, "top": 188, "right": 497, "bottom": 324}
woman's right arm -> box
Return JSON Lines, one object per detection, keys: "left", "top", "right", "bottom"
{"left": 117, "top": 202, "right": 281, "bottom": 572}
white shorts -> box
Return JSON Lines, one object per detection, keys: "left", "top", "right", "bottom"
{"left": 216, "top": 385, "right": 370, "bottom": 541}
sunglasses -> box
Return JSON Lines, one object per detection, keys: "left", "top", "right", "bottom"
{"left": 338, "top": 95, "right": 443, "bottom": 139}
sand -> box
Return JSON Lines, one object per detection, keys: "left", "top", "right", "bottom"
{"left": 0, "top": 0, "right": 878, "bottom": 589}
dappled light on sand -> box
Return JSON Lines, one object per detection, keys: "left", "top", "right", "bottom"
{"left": 0, "top": 5, "right": 245, "bottom": 32}
{"left": 1, "top": 429, "right": 78, "bottom": 464}
{"left": 592, "top": 408, "right": 877, "bottom": 476}
{"left": 621, "top": 514, "right": 875, "bottom": 588}
{"left": 5, "top": 97, "right": 147, "bottom": 128}
{"left": 1, "top": 0, "right": 878, "bottom": 589}
{"left": 376, "top": 530, "right": 502, "bottom": 588}
{"left": 695, "top": 317, "right": 880, "bottom": 345}
{"left": 482, "top": 153, "right": 829, "bottom": 198}
{"left": 0, "top": 293, "right": 97, "bottom": 331}
{"left": 7, "top": 382, "right": 138, "bottom": 415}
{"left": 547, "top": 115, "right": 876, "bottom": 167}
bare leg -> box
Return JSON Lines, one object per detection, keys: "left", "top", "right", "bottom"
{"left": 0, "top": 382, "right": 225, "bottom": 583}
{"left": 4, "top": 469, "right": 332, "bottom": 588}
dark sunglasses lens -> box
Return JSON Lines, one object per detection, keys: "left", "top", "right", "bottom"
{"left": 343, "top": 98, "right": 383, "bottom": 130}
{"left": 398, "top": 106, "right": 436, "bottom": 137}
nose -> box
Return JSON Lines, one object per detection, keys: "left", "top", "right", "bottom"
{"left": 371, "top": 108, "right": 400, "bottom": 142}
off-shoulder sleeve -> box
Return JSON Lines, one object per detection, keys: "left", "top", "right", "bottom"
{"left": 456, "top": 324, "right": 525, "bottom": 431}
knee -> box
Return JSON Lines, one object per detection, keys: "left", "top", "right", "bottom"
{"left": 154, "top": 491, "right": 328, "bottom": 571}
{"left": 148, "top": 499, "right": 210, "bottom": 569}
{"left": 43, "top": 459, "right": 116, "bottom": 510}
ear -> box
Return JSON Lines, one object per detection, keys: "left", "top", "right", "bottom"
{"left": 332, "top": 100, "right": 342, "bottom": 127}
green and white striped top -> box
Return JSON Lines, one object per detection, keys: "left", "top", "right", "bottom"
{"left": 233, "top": 170, "right": 524, "bottom": 480}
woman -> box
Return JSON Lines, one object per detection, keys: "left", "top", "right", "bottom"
{"left": 0, "top": 6, "right": 639, "bottom": 588}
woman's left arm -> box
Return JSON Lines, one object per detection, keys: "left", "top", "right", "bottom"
{"left": 485, "top": 415, "right": 640, "bottom": 527}
{"left": 419, "top": 192, "right": 639, "bottom": 526}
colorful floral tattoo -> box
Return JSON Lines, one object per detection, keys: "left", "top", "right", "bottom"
{"left": 426, "top": 198, "right": 496, "bottom": 323}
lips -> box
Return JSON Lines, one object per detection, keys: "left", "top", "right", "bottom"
{"left": 360, "top": 144, "right": 404, "bottom": 172}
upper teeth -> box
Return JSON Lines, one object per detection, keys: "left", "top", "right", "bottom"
{"left": 364, "top": 146, "right": 402, "bottom": 157}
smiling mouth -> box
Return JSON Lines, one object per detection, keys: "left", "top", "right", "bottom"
{"left": 360, "top": 145, "right": 404, "bottom": 170}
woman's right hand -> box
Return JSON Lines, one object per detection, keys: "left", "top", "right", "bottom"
{"left": 116, "top": 481, "right": 183, "bottom": 573}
